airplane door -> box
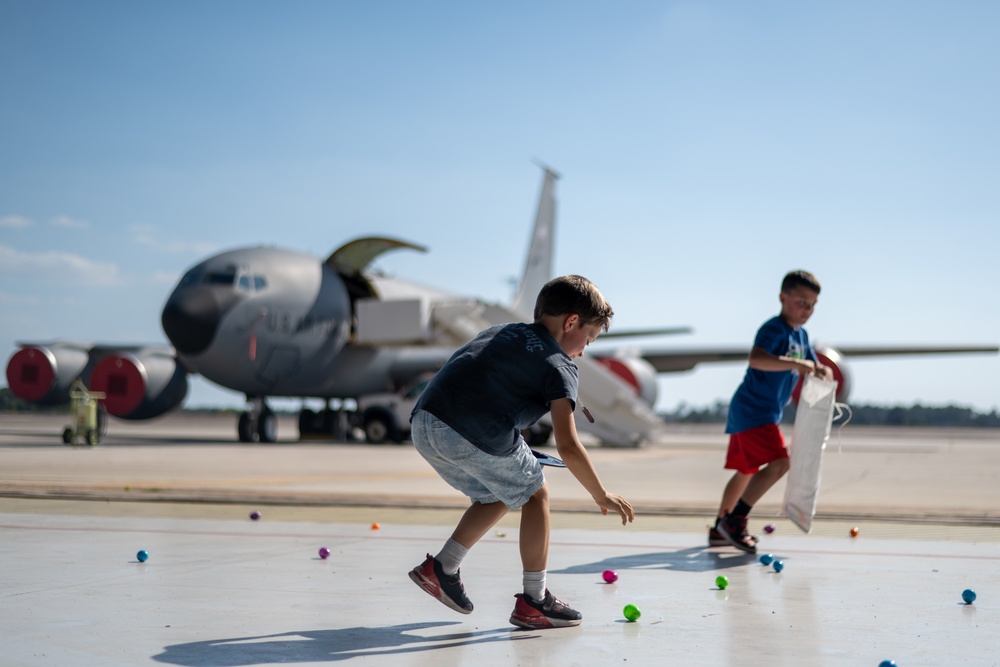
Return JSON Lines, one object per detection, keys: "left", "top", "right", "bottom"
{"left": 255, "top": 346, "right": 300, "bottom": 389}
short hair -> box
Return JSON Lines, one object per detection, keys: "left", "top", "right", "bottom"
{"left": 781, "top": 270, "right": 821, "bottom": 295}
{"left": 534, "top": 275, "right": 614, "bottom": 332}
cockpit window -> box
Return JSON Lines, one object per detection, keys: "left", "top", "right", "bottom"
{"left": 178, "top": 270, "right": 202, "bottom": 287}
{"left": 194, "top": 266, "right": 262, "bottom": 292}
{"left": 235, "top": 273, "right": 266, "bottom": 292}
{"left": 204, "top": 270, "right": 237, "bottom": 286}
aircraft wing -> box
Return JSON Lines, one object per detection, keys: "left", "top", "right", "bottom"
{"left": 624, "top": 347, "right": 750, "bottom": 373}
{"left": 598, "top": 327, "right": 693, "bottom": 339}
{"left": 621, "top": 343, "right": 999, "bottom": 373}
{"left": 593, "top": 342, "right": 998, "bottom": 407}
{"left": 816, "top": 344, "right": 1000, "bottom": 358}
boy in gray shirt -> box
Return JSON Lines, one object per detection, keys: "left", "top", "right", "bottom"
{"left": 408, "top": 275, "right": 634, "bottom": 629}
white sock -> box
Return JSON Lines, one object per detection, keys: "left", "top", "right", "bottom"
{"left": 435, "top": 538, "right": 469, "bottom": 576}
{"left": 523, "top": 570, "right": 546, "bottom": 601}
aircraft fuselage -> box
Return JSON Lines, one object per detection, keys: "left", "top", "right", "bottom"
{"left": 161, "top": 246, "right": 451, "bottom": 399}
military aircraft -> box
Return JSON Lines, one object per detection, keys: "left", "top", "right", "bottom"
{"left": 5, "top": 166, "right": 998, "bottom": 446}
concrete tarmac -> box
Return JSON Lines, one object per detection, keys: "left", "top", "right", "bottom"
{"left": 1, "top": 413, "right": 998, "bottom": 666}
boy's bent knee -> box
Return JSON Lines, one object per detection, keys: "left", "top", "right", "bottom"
{"left": 767, "top": 458, "right": 790, "bottom": 476}
{"left": 528, "top": 483, "right": 549, "bottom": 504}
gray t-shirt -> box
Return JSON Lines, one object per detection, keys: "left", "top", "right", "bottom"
{"left": 413, "top": 322, "right": 579, "bottom": 456}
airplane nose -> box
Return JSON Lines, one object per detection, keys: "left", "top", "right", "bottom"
{"left": 161, "top": 287, "right": 237, "bottom": 356}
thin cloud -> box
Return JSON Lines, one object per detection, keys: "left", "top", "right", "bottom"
{"left": 0, "top": 289, "right": 40, "bottom": 305}
{"left": 0, "top": 245, "right": 119, "bottom": 286}
{"left": 50, "top": 215, "right": 90, "bottom": 229}
{"left": 162, "top": 239, "right": 217, "bottom": 255}
{"left": 129, "top": 223, "right": 156, "bottom": 236}
{"left": 150, "top": 270, "right": 181, "bottom": 285}
{"left": 0, "top": 215, "right": 33, "bottom": 228}
{"left": 130, "top": 223, "right": 216, "bottom": 256}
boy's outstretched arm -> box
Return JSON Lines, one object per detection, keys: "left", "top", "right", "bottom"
{"left": 749, "top": 346, "right": 833, "bottom": 379}
{"left": 548, "top": 398, "right": 634, "bottom": 525}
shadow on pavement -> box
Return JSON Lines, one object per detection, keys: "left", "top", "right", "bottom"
{"left": 552, "top": 545, "right": 758, "bottom": 575}
{"left": 153, "top": 622, "right": 536, "bottom": 666}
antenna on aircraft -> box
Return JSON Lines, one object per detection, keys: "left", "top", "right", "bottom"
{"left": 530, "top": 158, "right": 561, "bottom": 180}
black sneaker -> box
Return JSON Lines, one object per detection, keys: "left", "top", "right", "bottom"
{"left": 509, "top": 589, "right": 582, "bottom": 629}
{"left": 709, "top": 524, "right": 759, "bottom": 547}
{"left": 408, "top": 554, "right": 473, "bottom": 614}
{"left": 716, "top": 513, "right": 757, "bottom": 554}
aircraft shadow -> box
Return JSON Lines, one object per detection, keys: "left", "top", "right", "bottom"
{"left": 552, "top": 546, "right": 757, "bottom": 576}
{"left": 153, "top": 621, "right": 536, "bottom": 666}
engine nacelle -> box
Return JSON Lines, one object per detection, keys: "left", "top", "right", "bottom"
{"left": 89, "top": 352, "right": 188, "bottom": 420}
{"left": 5, "top": 344, "right": 91, "bottom": 405}
{"left": 593, "top": 356, "right": 660, "bottom": 407}
{"left": 792, "top": 345, "right": 852, "bottom": 403}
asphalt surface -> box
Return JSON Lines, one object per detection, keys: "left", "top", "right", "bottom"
{"left": 1, "top": 412, "right": 998, "bottom": 526}
{"left": 1, "top": 413, "right": 998, "bottom": 666}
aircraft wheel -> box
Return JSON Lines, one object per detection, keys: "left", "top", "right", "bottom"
{"left": 96, "top": 404, "right": 109, "bottom": 439}
{"left": 298, "top": 409, "right": 317, "bottom": 437}
{"left": 238, "top": 412, "right": 258, "bottom": 442}
{"left": 258, "top": 410, "right": 277, "bottom": 443}
{"left": 363, "top": 413, "right": 395, "bottom": 444}
{"left": 86, "top": 430, "right": 99, "bottom": 446}
{"left": 62, "top": 427, "right": 74, "bottom": 444}
{"left": 320, "top": 409, "right": 339, "bottom": 437}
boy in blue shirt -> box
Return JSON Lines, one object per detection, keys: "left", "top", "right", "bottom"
{"left": 408, "top": 275, "right": 634, "bottom": 629}
{"left": 712, "top": 270, "right": 833, "bottom": 554}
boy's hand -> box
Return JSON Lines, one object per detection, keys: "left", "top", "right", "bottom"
{"left": 594, "top": 492, "right": 635, "bottom": 525}
{"left": 812, "top": 363, "right": 834, "bottom": 381}
{"left": 799, "top": 359, "right": 833, "bottom": 381}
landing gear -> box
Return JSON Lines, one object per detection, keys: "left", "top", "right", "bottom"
{"left": 521, "top": 423, "right": 553, "bottom": 447}
{"left": 297, "top": 401, "right": 358, "bottom": 441}
{"left": 238, "top": 412, "right": 255, "bottom": 442}
{"left": 238, "top": 397, "right": 277, "bottom": 443}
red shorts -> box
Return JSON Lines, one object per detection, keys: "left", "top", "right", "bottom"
{"left": 725, "top": 423, "right": 788, "bottom": 475}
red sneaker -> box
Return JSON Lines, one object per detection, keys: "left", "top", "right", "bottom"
{"left": 509, "top": 590, "right": 582, "bottom": 629}
{"left": 408, "top": 554, "right": 473, "bottom": 614}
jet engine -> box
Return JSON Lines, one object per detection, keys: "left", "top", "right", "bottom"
{"left": 5, "top": 344, "right": 91, "bottom": 405}
{"left": 792, "top": 345, "right": 852, "bottom": 403}
{"left": 594, "top": 356, "right": 660, "bottom": 407}
{"left": 88, "top": 352, "right": 188, "bottom": 420}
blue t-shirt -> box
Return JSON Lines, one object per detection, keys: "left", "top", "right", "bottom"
{"left": 413, "top": 322, "right": 579, "bottom": 456}
{"left": 725, "top": 315, "right": 817, "bottom": 434}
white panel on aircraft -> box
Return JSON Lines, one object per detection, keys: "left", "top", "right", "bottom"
{"left": 355, "top": 298, "right": 431, "bottom": 344}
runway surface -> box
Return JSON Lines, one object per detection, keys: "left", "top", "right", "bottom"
{"left": 1, "top": 413, "right": 997, "bottom": 666}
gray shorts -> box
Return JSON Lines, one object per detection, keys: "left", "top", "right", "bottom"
{"left": 410, "top": 409, "right": 545, "bottom": 509}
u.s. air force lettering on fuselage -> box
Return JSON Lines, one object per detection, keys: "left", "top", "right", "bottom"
{"left": 261, "top": 312, "right": 342, "bottom": 337}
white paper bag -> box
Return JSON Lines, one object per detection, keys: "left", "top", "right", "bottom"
{"left": 782, "top": 374, "right": 838, "bottom": 533}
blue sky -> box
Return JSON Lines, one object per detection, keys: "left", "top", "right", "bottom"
{"left": 2, "top": 1, "right": 998, "bottom": 412}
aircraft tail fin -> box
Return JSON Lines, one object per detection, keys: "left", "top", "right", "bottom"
{"left": 510, "top": 164, "right": 560, "bottom": 319}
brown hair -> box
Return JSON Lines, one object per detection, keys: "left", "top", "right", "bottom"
{"left": 534, "top": 275, "right": 614, "bottom": 332}
{"left": 781, "top": 270, "right": 821, "bottom": 294}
